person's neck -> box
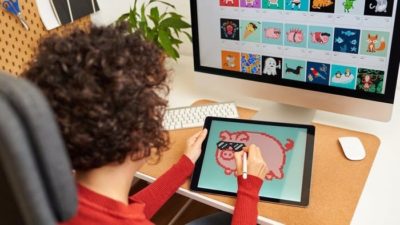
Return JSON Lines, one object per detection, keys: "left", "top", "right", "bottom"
{"left": 75, "top": 157, "right": 145, "bottom": 205}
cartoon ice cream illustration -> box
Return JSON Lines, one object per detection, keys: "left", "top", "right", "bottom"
{"left": 243, "top": 22, "right": 258, "bottom": 39}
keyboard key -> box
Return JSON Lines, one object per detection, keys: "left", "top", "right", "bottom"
{"left": 163, "top": 102, "right": 239, "bottom": 130}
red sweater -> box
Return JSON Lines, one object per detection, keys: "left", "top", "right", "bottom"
{"left": 61, "top": 156, "right": 263, "bottom": 225}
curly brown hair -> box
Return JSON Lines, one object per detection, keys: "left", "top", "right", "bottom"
{"left": 23, "top": 24, "right": 170, "bottom": 171}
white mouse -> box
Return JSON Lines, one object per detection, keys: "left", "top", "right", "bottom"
{"left": 338, "top": 137, "right": 366, "bottom": 160}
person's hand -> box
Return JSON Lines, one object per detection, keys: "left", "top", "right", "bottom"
{"left": 234, "top": 144, "right": 269, "bottom": 180}
{"left": 184, "top": 129, "right": 208, "bottom": 164}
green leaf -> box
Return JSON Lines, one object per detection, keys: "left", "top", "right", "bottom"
{"left": 169, "top": 12, "right": 183, "bottom": 19}
{"left": 147, "top": 29, "right": 158, "bottom": 42}
{"left": 183, "top": 31, "right": 192, "bottom": 42}
{"left": 132, "top": 0, "right": 138, "bottom": 17}
{"left": 140, "top": 3, "right": 146, "bottom": 22}
{"left": 118, "top": 0, "right": 189, "bottom": 60}
{"left": 157, "top": 1, "right": 175, "bottom": 9}
{"left": 139, "top": 21, "right": 148, "bottom": 35}
{"left": 159, "top": 12, "right": 167, "bottom": 20}
{"left": 159, "top": 17, "right": 191, "bottom": 29}
{"left": 149, "top": 7, "right": 160, "bottom": 26}
{"left": 171, "top": 28, "right": 179, "bottom": 38}
{"left": 147, "top": 0, "right": 157, "bottom": 6}
{"left": 139, "top": 4, "right": 148, "bottom": 34}
{"left": 171, "top": 47, "right": 179, "bottom": 60}
{"left": 128, "top": 8, "right": 138, "bottom": 29}
{"left": 159, "top": 29, "right": 175, "bottom": 58}
{"left": 170, "top": 38, "right": 183, "bottom": 45}
{"left": 117, "top": 13, "right": 129, "bottom": 23}
{"left": 150, "top": 7, "right": 160, "bottom": 20}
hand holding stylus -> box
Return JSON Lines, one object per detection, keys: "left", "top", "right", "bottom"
{"left": 234, "top": 144, "right": 269, "bottom": 180}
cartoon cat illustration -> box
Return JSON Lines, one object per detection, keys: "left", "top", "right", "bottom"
{"left": 367, "top": 34, "right": 386, "bottom": 52}
{"left": 369, "top": 0, "right": 387, "bottom": 13}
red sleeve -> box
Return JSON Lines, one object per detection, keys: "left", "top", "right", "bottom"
{"left": 232, "top": 175, "right": 263, "bottom": 225}
{"left": 130, "top": 155, "right": 194, "bottom": 218}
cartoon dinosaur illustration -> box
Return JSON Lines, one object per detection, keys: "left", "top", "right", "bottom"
{"left": 343, "top": 0, "right": 356, "bottom": 13}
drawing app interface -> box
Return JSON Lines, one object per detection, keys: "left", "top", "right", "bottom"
{"left": 195, "top": 0, "right": 398, "bottom": 98}
{"left": 197, "top": 120, "right": 309, "bottom": 202}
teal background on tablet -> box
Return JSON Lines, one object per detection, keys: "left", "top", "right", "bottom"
{"left": 197, "top": 120, "right": 308, "bottom": 202}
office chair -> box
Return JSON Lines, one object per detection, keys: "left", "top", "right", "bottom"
{"left": 0, "top": 72, "right": 77, "bottom": 225}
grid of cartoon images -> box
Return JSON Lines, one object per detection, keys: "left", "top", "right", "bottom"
{"left": 218, "top": 0, "right": 394, "bottom": 95}
{"left": 220, "top": 18, "right": 391, "bottom": 57}
{"left": 219, "top": 15, "right": 391, "bottom": 94}
{"left": 219, "top": 0, "right": 394, "bottom": 17}
{"left": 221, "top": 50, "right": 385, "bottom": 93}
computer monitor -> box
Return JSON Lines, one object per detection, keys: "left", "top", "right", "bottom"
{"left": 190, "top": 0, "right": 400, "bottom": 122}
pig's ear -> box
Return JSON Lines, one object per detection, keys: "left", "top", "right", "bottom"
{"left": 219, "top": 131, "right": 231, "bottom": 140}
{"left": 236, "top": 132, "right": 249, "bottom": 141}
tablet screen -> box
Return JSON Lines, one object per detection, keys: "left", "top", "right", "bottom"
{"left": 190, "top": 117, "right": 315, "bottom": 206}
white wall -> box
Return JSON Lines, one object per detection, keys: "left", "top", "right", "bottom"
{"left": 92, "top": 0, "right": 193, "bottom": 57}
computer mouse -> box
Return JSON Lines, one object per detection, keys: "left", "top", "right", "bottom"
{"left": 338, "top": 137, "right": 366, "bottom": 160}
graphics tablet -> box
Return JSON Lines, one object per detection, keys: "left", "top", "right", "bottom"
{"left": 190, "top": 117, "right": 315, "bottom": 206}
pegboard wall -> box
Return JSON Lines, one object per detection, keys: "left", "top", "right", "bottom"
{"left": 0, "top": 0, "right": 91, "bottom": 76}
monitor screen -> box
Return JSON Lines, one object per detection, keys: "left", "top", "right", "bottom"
{"left": 190, "top": 0, "right": 400, "bottom": 104}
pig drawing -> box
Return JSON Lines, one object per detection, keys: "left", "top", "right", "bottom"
{"left": 264, "top": 28, "right": 281, "bottom": 39}
{"left": 286, "top": 28, "right": 304, "bottom": 43}
{"left": 215, "top": 131, "right": 294, "bottom": 180}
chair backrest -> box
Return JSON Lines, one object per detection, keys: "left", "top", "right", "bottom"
{"left": 0, "top": 72, "right": 77, "bottom": 225}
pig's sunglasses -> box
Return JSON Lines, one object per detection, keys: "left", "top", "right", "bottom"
{"left": 216, "top": 141, "right": 246, "bottom": 152}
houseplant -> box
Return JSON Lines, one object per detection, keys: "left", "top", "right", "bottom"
{"left": 118, "top": 0, "right": 192, "bottom": 60}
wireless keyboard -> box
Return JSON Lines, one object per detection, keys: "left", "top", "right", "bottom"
{"left": 163, "top": 102, "right": 239, "bottom": 130}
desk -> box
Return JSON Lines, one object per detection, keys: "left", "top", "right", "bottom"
{"left": 134, "top": 56, "right": 400, "bottom": 225}
{"left": 138, "top": 99, "right": 380, "bottom": 225}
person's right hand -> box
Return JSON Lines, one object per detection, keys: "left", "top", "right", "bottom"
{"left": 234, "top": 144, "right": 269, "bottom": 180}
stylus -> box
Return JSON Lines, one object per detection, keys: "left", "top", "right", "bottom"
{"left": 243, "top": 152, "right": 247, "bottom": 179}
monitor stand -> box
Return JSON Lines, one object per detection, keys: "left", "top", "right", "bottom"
{"left": 251, "top": 102, "right": 316, "bottom": 125}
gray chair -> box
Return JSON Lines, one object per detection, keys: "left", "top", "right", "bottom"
{"left": 0, "top": 72, "right": 77, "bottom": 225}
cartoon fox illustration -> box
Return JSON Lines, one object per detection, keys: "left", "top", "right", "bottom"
{"left": 367, "top": 34, "right": 386, "bottom": 52}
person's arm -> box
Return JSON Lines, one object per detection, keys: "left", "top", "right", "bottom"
{"left": 130, "top": 129, "right": 208, "bottom": 219}
{"left": 232, "top": 175, "right": 263, "bottom": 225}
{"left": 130, "top": 155, "right": 194, "bottom": 218}
{"left": 232, "top": 144, "right": 268, "bottom": 225}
